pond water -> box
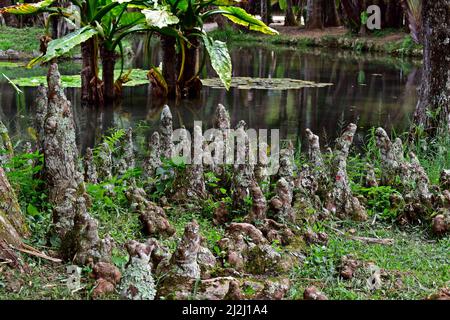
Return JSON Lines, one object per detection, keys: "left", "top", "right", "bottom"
{"left": 0, "top": 42, "right": 421, "bottom": 153}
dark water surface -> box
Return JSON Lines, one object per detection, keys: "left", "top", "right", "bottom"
{"left": 0, "top": 43, "right": 421, "bottom": 152}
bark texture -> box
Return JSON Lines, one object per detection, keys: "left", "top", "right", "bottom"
{"left": 100, "top": 45, "right": 116, "bottom": 102}
{"left": 80, "top": 38, "right": 103, "bottom": 105}
{"left": 284, "top": 0, "right": 297, "bottom": 26}
{"left": 413, "top": 0, "right": 450, "bottom": 135}
{"left": 0, "top": 167, "right": 28, "bottom": 248}
{"left": 43, "top": 63, "right": 80, "bottom": 206}
{"left": 306, "top": 0, "right": 324, "bottom": 29}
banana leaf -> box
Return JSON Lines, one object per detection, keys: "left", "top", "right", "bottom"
{"left": 0, "top": 0, "right": 54, "bottom": 15}
{"left": 28, "top": 26, "right": 98, "bottom": 68}
{"left": 118, "top": 11, "right": 145, "bottom": 29}
{"left": 218, "top": 6, "right": 278, "bottom": 35}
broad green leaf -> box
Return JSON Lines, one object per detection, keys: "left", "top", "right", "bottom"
{"left": 210, "top": 0, "right": 242, "bottom": 5}
{"left": 0, "top": 0, "right": 54, "bottom": 15}
{"left": 168, "top": 0, "right": 189, "bottom": 12}
{"left": 27, "top": 204, "right": 39, "bottom": 217}
{"left": 28, "top": 26, "right": 98, "bottom": 68}
{"left": 118, "top": 12, "right": 145, "bottom": 28}
{"left": 142, "top": 8, "right": 179, "bottom": 28}
{"left": 218, "top": 6, "right": 278, "bottom": 35}
{"left": 202, "top": 35, "right": 231, "bottom": 90}
{"left": 279, "top": 0, "right": 287, "bottom": 10}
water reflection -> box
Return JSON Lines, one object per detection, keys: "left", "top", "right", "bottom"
{"left": 0, "top": 43, "right": 420, "bottom": 152}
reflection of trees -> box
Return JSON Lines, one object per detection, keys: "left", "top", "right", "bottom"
{"left": 0, "top": 46, "right": 420, "bottom": 151}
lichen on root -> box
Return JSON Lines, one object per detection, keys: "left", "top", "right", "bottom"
{"left": 326, "top": 123, "right": 367, "bottom": 221}
{"left": 126, "top": 186, "right": 175, "bottom": 238}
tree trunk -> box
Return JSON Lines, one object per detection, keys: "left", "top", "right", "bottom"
{"left": 323, "top": 0, "right": 341, "bottom": 27}
{"left": 0, "top": 167, "right": 28, "bottom": 248}
{"left": 161, "top": 35, "right": 178, "bottom": 98}
{"left": 385, "top": 0, "right": 403, "bottom": 29}
{"left": 306, "top": 0, "right": 324, "bottom": 30}
{"left": 284, "top": 0, "right": 298, "bottom": 26}
{"left": 340, "top": 0, "right": 362, "bottom": 33}
{"left": 413, "top": 0, "right": 450, "bottom": 136}
{"left": 297, "top": 0, "right": 306, "bottom": 25}
{"left": 81, "top": 37, "right": 103, "bottom": 105}
{"left": 100, "top": 45, "right": 116, "bottom": 102}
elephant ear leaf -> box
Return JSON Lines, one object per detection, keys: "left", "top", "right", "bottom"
{"left": 0, "top": 0, "right": 54, "bottom": 15}
{"left": 218, "top": 6, "right": 278, "bottom": 35}
{"left": 142, "top": 9, "right": 179, "bottom": 28}
{"left": 28, "top": 26, "right": 98, "bottom": 68}
{"left": 202, "top": 35, "right": 231, "bottom": 90}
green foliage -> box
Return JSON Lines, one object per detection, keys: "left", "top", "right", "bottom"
{"left": 360, "top": 11, "right": 368, "bottom": 25}
{"left": 352, "top": 185, "right": 401, "bottom": 220}
{"left": 100, "top": 128, "right": 126, "bottom": 151}
{"left": 0, "top": 0, "right": 54, "bottom": 15}
{"left": 4, "top": 150, "right": 52, "bottom": 245}
{"left": 397, "top": 35, "right": 418, "bottom": 56}
{"left": 86, "top": 169, "right": 143, "bottom": 244}
{"left": 28, "top": 26, "right": 99, "bottom": 68}
{"left": 410, "top": 127, "right": 450, "bottom": 184}
{"left": 146, "top": 156, "right": 186, "bottom": 201}
{"left": 217, "top": 6, "right": 278, "bottom": 35}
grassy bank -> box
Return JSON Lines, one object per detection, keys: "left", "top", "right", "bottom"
{"left": 0, "top": 26, "right": 42, "bottom": 56}
{"left": 209, "top": 26, "right": 423, "bottom": 58}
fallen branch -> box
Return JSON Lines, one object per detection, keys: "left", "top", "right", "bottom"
{"left": 13, "top": 245, "right": 62, "bottom": 263}
{"left": 323, "top": 225, "right": 394, "bottom": 245}
{"left": 350, "top": 236, "right": 394, "bottom": 245}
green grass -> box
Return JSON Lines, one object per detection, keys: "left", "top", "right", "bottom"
{"left": 288, "top": 220, "right": 450, "bottom": 300}
{"left": 0, "top": 26, "right": 43, "bottom": 53}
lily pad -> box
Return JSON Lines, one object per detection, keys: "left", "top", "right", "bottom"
{"left": 11, "top": 69, "right": 149, "bottom": 87}
{"left": 201, "top": 77, "right": 333, "bottom": 90}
